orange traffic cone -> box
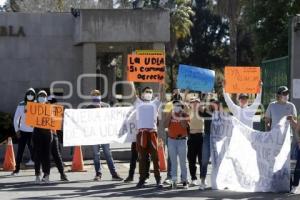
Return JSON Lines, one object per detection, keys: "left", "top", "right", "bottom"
{"left": 157, "top": 140, "right": 167, "bottom": 172}
{"left": 3, "top": 137, "right": 16, "bottom": 171}
{"left": 69, "top": 146, "right": 86, "bottom": 172}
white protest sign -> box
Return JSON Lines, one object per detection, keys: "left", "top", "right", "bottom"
{"left": 63, "top": 107, "right": 137, "bottom": 146}
{"left": 211, "top": 115, "right": 290, "bottom": 192}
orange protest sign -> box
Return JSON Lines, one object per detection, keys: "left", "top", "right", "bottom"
{"left": 224, "top": 66, "right": 261, "bottom": 94}
{"left": 25, "top": 102, "right": 64, "bottom": 130}
{"left": 127, "top": 54, "right": 165, "bottom": 83}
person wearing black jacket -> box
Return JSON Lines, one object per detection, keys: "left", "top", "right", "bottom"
{"left": 32, "top": 90, "right": 53, "bottom": 184}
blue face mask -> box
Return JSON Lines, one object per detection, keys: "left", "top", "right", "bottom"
{"left": 92, "top": 96, "right": 101, "bottom": 103}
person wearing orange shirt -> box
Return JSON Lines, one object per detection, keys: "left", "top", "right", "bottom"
{"left": 165, "top": 100, "right": 189, "bottom": 189}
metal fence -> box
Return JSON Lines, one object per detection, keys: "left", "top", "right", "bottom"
{"left": 259, "top": 56, "right": 289, "bottom": 130}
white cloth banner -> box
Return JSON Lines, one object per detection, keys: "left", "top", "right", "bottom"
{"left": 63, "top": 107, "right": 137, "bottom": 146}
{"left": 211, "top": 115, "right": 290, "bottom": 192}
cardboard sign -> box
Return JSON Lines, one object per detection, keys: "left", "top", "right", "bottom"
{"left": 127, "top": 54, "right": 165, "bottom": 83}
{"left": 176, "top": 64, "right": 215, "bottom": 92}
{"left": 25, "top": 102, "right": 64, "bottom": 130}
{"left": 225, "top": 66, "right": 261, "bottom": 94}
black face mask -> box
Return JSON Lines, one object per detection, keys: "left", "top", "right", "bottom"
{"left": 172, "top": 94, "right": 182, "bottom": 101}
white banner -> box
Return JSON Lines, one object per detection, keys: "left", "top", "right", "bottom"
{"left": 63, "top": 107, "right": 137, "bottom": 146}
{"left": 211, "top": 115, "right": 290, "bottom": 192}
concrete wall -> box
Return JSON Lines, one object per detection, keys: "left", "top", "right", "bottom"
{"left": 0, "top": 13, "right": 82, "bottom": 114}
{"left": 291, "top": 16, "right": 300, "bottom": 113}
{"left": 75, "top": 9, "right": 170, "bottom": 44}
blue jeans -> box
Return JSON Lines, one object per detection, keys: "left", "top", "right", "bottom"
{"left": 168, "top": 137, "right": 188, "bottom": 182}
{"left": 201, "top": 133, "right": 210, "bottom": 179}
{"left": 92, "top": 144, "right": 116, "bottom": 176}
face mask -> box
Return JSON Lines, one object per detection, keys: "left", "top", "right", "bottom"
{"left": 92, "top": 96, "right": 101, "bottom": 103}
{"left": 38, "top": 97, "right": 47, "bottom": 103}
{"left": 143, "top": 93, "right": 152, "bottom": 101}
{"left": 173, "top": 106, "right": 182, "bottom": 113}
{"left": 282, "top": 95, "right": 289, "bottom": 102}
{"left": 26, "top": 95, "right": 34, "bottom": 101}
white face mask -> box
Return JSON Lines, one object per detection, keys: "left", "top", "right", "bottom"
{"left": 282, "top": 95, "right": 289, "bottom": 102}
{"left": 173, "top": 106, "right": 182, "bottom": 113}
{"left": 26, "top": 95, "right": 34, "bottom": 101}
{"left": 38, "top": 97, "right": 47, "bottom": 103}
{"left": 143, "top": 93, "right": 153, "bottom": 101}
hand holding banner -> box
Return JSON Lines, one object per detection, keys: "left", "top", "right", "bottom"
{"left": 224, "top": 66, "right": 261, "bottom": 94}
{"left": 176, "top": 64, "right": 215, "bottom": 92}
{"left": 25, "top": 102, "right": 64, "bottom": 130}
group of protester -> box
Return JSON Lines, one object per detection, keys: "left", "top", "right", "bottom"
{"left": 10, "top": 82, "right": 300, "bottom": 193}
{"left": 12, "top": 88, "right": 68, "bottom": 183}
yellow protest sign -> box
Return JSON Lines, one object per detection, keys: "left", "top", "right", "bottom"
{"left": 25, "top": 102, "right": 64, "bottom": 130}
{"left": 224, "top": 66, "right": 261, "bottom": 94}
{"left": 127, "top": 54, "right": 165, "bottom": 83}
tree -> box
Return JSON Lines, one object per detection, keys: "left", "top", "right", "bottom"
{"left": 178, "top": 0, "right": 229, "bottom": 95}
{"left": 7, "top": 0, "right": 113, "bottom": 12}
{"left": 243, "top": 0, "right": 300, "bottom": 61}
{"left": 212, "top": 0, "right": 242, "bottom": 65}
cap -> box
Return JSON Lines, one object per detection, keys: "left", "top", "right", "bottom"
{"left": 238, "top": 93, "right": 249, "bottom": 99}
{"left": 37, "top": 90, "right": 47, "bottom": 97}
{"left": 90, "top": 89, "right": 101, "bottom": 96}
{"left": 277, "top": 86, "right": 289, "bottom": 95}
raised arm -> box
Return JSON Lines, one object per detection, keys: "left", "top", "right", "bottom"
{"left": 222, "top": 88, "right": 239, "bottom": 116}
{"left": 248, "top": 82, "right": 263, "bottom": 112}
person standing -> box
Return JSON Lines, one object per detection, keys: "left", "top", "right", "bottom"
{"left": 133, "top": 84, "right": 165, "bottom": 189}
{"left": 165, "top": 100, "right": 189, "bottom": 189}
{"left": 12, "top": 88, "right": 36, "bottom": 175}
{"left": 48, "top": 96, "right": 68, "bottom": 181}
{"left": 87, "top": 89, "right": 123, "bottom": 181}
{"left": 186, "top": 96, "right": 205, "bottom": 187}
{"left": 265, "top": 86, "right": 297, "bottom": 131}
{"left": 32, "top": 90, "right": 53, "bottom": 183}
{"left": 199, "top": 99, "right": 218, "bottom": 190}
{"left": 223, "top": 81, "right": 262, "bottom": 128}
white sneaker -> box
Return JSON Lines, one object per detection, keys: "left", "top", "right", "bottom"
{"left": 199, "top": 183, "right": 205, "bottom": 190}
{"left": 41, "top": 175, "right": 49, "bottom": 184}
{"left": 11, "top": 171, "right": 19, "bottom": 176}
{"left": 290, "top": 186, "right": 298, "bottom": 194}
{"left": 25, "top": 160, "right": 34, "bottom": 166}
{"left": 163, "top": 178, "right": 172, "bottom": 185}
{"left": 190, "top": 180, "right": 198, "bottom": 187}
{"left": 35, "top": 176, "right": 41, "bottom": 184}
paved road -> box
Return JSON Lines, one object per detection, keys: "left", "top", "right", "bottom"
{"left": 0, "top": 162, "right": 300, "bottom": 200}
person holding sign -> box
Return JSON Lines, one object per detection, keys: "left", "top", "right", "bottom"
{"left": 165, "top": 100, "right": 190, "bottom": 190}
{"left": 12, "top": 88, "right": 36, "bottom": 176}
{"left": 223, "top": 81, "right": 262, "bottom": 128}
{"left": 131, "top": 83, "right": 165, "bottom": 189}
{"left": 87, "top": 89, "right": 123, "bottom": 182}
{"left": 48, "top": 96, "right": 68, "bottom": 182}
{"left": 32, "top": 90, "right": 53, "bottom": 184}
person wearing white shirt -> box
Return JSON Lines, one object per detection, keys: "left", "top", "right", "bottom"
{"left": 11, "top": 88, "right": 36, "bottom": 175}
{"left": 223, "top": 82, "right": 262, "bottom": 128}
{"left": 132, "top": 83, "right": 165, "bottom": 189}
